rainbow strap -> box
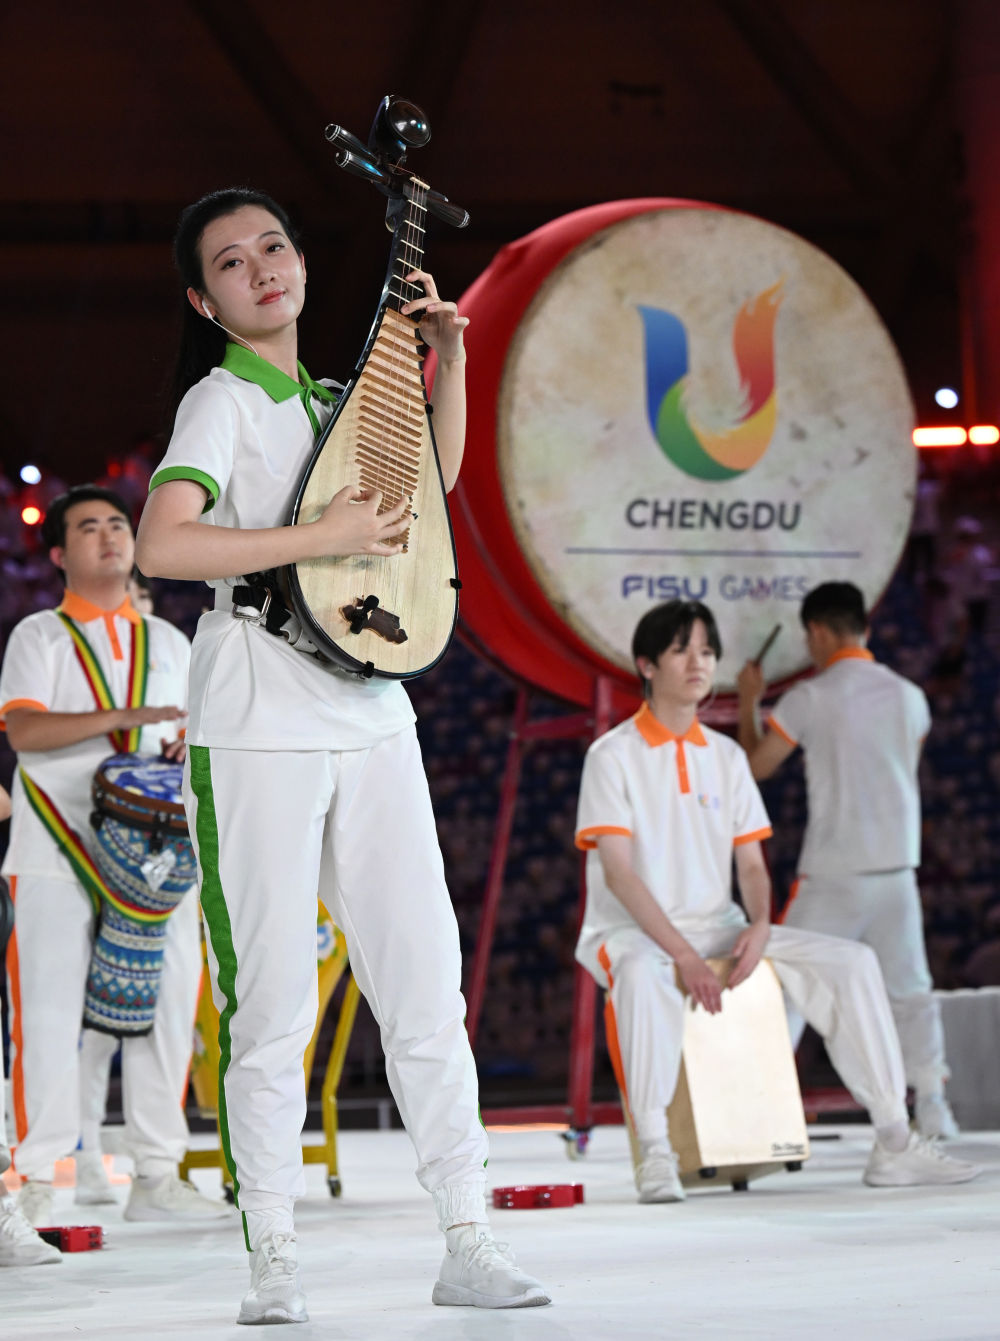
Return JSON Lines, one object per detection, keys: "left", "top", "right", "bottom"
{"left": 18, "top": 768, "right": 172, "bottom": 925}
{"left": 56, "top": 611, "right": 149, "bottom": 753}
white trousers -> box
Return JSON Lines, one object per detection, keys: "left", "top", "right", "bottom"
{"left": 783, "top": 870, "right": 948, "bottom": 1094}
{"left": 78, "top": 1030, "right": 118, "bottom": 1151}
{"left": 594, "top": 922, "right": 908, "bottom": 1144}
{"left": 184, "top": 730, "right": 489, "bottom": 1236}
{"left": 1, "top": 1043, "right": 7, "bottom": 1152}
{"left": 5, "top": 872, "right": 202, "bottom": 1181}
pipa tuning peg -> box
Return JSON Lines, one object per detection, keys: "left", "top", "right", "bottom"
{"left": 369, "top": 95, "right": 431, "bottom": 165}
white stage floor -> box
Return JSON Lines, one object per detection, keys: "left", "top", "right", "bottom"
{"left": 3, "top": 1124, "right": 999, "bottom": 1340}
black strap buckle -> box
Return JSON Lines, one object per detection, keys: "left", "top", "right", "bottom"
{"left": 232, "top": 572, "right": 290, "bottom": 637}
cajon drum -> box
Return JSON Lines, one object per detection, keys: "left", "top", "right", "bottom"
{"left": 621, "top": 957, "right": 810, "bottom": 1191}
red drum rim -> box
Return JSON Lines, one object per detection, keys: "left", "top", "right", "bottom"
{"left": 441, "top": 199, "right": 729, "bottom": 715}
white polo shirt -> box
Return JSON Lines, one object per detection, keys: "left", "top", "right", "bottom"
{"left": 769, "top": 648, "right": 930, "bottom": 877}
{"left": 150, "top": 344, "right": 414, "bottom": 751}
{"left": 574, "top": 703, "right": 772, "bottom": 971}
{"left": 0, "top": 594, "right": 190, "bottom": 879}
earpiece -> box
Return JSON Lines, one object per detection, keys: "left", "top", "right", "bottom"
{"left": 197, "top": 298, "right": 261, "bottom": 359}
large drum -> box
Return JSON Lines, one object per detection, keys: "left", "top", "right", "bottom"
{"left": 85, "top": 753, "right": 197, "bottom": 1037}
{"left": 447, "top": 201, "right": 916, "bottom": 712}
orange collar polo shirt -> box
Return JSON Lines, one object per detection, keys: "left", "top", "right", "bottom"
{"left": 574, "top": 703, "right": 771, "bottom": 974}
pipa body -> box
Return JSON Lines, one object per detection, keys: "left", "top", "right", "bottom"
{"left": 284, "top": 179, "right": 459, "bottom": 678}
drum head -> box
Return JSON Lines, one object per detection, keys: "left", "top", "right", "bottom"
{"left": 454, "top": 202, "right": 916, "bottom": 701}
{"left": 93, "top": 753, "right": 187, "bottom": 832}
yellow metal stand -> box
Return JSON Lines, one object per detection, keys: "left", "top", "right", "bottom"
{"left": 181, "top": 902, "right": 360, "bottom": 1198}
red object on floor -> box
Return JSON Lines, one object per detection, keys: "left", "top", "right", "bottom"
{"left": 36, "top": 1225, "right": 104, "bottom": 1251}
{"left": 492, "top": 1184, "right": 584, "bottom": 1209}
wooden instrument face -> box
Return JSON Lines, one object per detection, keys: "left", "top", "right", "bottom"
{"left": 286, "top": 181, "right": 458, "bottom": 678}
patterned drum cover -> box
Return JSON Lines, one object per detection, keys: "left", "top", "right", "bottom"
{"left": 451, "top": 202, "right": 916, "bottom": 704}
{"left": 85, "top": 753, "right": 197, "bottom": 1036}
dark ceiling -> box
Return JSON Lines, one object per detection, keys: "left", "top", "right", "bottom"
{"left": 5, "top": 0, "right": 972, "bottom": 481}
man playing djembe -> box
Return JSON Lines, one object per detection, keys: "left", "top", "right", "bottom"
{"left": 0, "top": 485, "right": 228, "bottom": 1225}
{"left": 574, "top": 599, "right": 978, "bottom": 1202}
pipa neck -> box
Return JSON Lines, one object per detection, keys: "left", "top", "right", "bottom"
{"left": 384, "top": 178, "right": 429, "bottom": 314}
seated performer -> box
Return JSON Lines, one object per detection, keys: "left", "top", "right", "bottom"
{"left": 135, "top": 187, "right": 548, "bottom": 1323}
{"left": 0, "top": 485, "right": 229, "bottom": 1226}
{"left": 574, "top": 599, "right": 979, "bottom": 1203}
{"left": 737, "top": 582, "right": 959, "bottom": 1139}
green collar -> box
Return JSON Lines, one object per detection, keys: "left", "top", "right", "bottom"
{"left": 221, "top": 342, "right": 337, "bottom": 406}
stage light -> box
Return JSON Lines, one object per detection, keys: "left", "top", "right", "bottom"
{"left": 21, "top": 505, "right": 42, "bottom": 525}
{"left": 934, "top": 387, "right": 959, "bottom": 409}
{"left": 913, "top": 427, "right": 967, "bottom": 447}
{"left": 19, "top": 464, "right": 41, "bottom": 485}
{"left": 968, "top": 425, "right": 1000, "bottom": 445}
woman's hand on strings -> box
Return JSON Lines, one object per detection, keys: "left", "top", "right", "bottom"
{"left": 313, "top": 486, "right": 411, "bottom": 557}
{"left": 401, "top": 270, "right": 469, "bottom": 364}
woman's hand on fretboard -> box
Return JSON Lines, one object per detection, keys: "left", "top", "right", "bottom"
{"left": 401, "top": 270, "right": 469, "bottom": 365}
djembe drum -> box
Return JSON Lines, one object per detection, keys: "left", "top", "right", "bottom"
{"left": 84, "top": 753, "right": 197, "bottom": 1037}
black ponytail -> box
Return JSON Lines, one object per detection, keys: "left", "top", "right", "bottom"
{"left": 169, "top": 187, "right": 302, "bottom": 420}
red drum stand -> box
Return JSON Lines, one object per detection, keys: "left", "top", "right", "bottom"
{"left": 464, "top": 674, "right": 624, "bottom": 1150}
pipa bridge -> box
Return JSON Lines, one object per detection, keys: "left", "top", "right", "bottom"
{"left": 341, "top": 595, "right": 408, "bottom": 644}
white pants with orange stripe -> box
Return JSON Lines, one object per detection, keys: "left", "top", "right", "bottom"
{"left": 782, "top": 869, "right": 948, "bottom": 1095}
{"left": 590, "top": 921, "right": 908, "bottom": 1145}
{"left": 5, "top": 871, "right": 202, "bottom": 1181}
{"left": 183, "top": 729, "right": 489, "bottom": 1241}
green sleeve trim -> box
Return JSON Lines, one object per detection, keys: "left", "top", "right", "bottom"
{"left": 149, "top": 466, "right": 220, "bottom": 514}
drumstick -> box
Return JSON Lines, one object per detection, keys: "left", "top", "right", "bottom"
{"left": 753, "top": 623, "right": 782, "bottom": 666}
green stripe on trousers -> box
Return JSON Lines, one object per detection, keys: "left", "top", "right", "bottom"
{"left": 188, "top": 745, "right": 249, "bottom": 1250}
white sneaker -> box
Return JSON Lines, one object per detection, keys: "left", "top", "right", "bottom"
{"left": 915, "top": 1094, "right": 961, "bottom": 1140}
{"left": 17, "top": 1179, "right": 55, "bottom": 1227}
{"left": 74, "top": 1152, "right": 117, "bottom": 1206}
{"left": 0, "top": 1193, "right": 62, "bottom": 1266}
{"left": 636, "top": 1147, "right": 686, "bottom": 1204}
{"left": 124, "top": 1173, "right": 233, "bottom": 1222}
{"left": 432, "top": 1226, "right": 551, "bottom": 1308}
{"left": 238, "top": 1232, "right": 308, "bottom": 1325}
{"left": 864, "top": 1133, "right": 981, "bottom": 1187}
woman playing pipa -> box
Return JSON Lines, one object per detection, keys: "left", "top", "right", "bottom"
{"left": 137, "top": 160, "right": 549, "bottom": 1325}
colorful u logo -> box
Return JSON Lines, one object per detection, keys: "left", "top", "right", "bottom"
{"left": 639, "top": 280, "right": 784, "bottom": 480}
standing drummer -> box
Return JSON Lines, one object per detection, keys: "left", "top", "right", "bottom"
{"left": 0, "top": 484, "right": 228, "bottom": 1226}
{"left": 737, "top": 581, "right": 958, "bottom": 1139}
